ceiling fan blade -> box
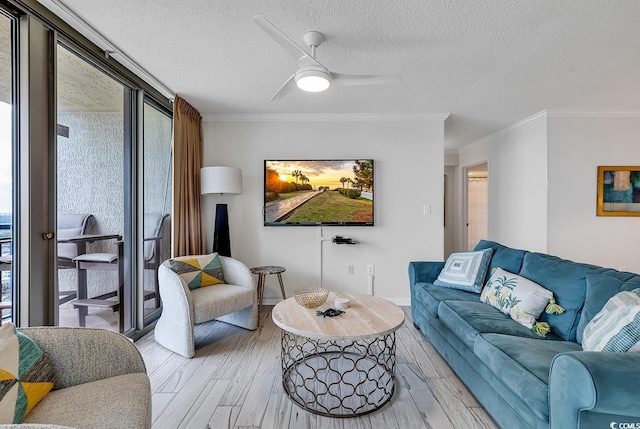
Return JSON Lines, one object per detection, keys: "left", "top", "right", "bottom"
{"left": 331, "top": 72, "right": 401, "bottom": 87}
{"left": 254, "top": 15, "right": 321, "bottom": 67}
{"left": 269, "top": 74, "right": 297, "bottom": 101}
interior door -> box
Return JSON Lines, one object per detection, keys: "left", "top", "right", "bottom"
{"left": 466, "top": 162, "right": 488, "bottom": 250}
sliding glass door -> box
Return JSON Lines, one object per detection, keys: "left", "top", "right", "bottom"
{"left": 0, "top": 1, "right": 172, "bottom": 334}
{"left": 142, "top": 100, "right": 172, "bottom": 322}
{"left": 0, "top": 11, "right": 15, "bottom": 324}
{"left": 56, "top": 43, "right": 131, "bottom": 332}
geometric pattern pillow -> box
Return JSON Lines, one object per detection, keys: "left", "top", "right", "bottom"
{"left": 582, "top": 289, "right": 640, "bottom": 352}
{"left": 0, "top": 323, "right": 57, "bottom": 424}
{"left": 168, "top": 253, "right": 225, "bottom": 291}
{"left": 434, "top": 248, "right": 493, "bottom": 293}
{"left": 481, "top": 267, "right": 554, "bottom": 329}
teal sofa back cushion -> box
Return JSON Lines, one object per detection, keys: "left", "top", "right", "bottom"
{"left": 575, "top": 272, "right": 640, "bottom": 344}
{"left": 473, "top": 240, "right": 526, "bottom": 276}
{"left": 519, "top": 252, "right": 603, "bottom": 342}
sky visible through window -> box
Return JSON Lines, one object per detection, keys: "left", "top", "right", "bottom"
{"left": 0, "top": 101, "right": 10, "bottom": 215}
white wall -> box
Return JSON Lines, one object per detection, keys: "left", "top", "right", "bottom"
{"left": 458, "top": 113, "right": 548, "bottom": 252}
{"left": 547, "top": 113, "right": 640, "bottom": 272}
{"left": 202, "top": 119, "right": 445, "bottom": 304}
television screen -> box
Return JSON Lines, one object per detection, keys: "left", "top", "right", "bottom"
{"left": 264, "top": 159, "right": 374, "bottom": 226}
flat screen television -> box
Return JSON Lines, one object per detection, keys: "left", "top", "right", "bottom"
{"left": 264, "top": 159, "right": 374, "bottom": 226}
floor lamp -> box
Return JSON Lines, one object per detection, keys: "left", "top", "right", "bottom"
{"left": 201, "top": 166, "right": 242, "bottom": 257}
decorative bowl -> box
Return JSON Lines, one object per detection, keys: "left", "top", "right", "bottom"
{"left": 294, "top": 288, "right": 329, "bottom": 309}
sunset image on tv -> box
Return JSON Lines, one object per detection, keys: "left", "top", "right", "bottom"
{"left": 264, "top": 160, "right": 374, "bottom": 225}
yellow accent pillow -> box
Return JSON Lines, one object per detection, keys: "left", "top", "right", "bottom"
{"left": 168, "top": 253, "right": 225, "bottom": 290}
{"left": 0, "top": 323, "right": 57, "bottom": 423}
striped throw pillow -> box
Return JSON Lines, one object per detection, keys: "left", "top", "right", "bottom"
{"left": 434, "top": 248, "right": 493, "bottom": 293}
{"left": 582, "top": 289, "right": 640, "bottom": 352}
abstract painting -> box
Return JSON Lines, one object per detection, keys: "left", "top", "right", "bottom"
{"left": 597, "top": 166, "right": 640, "bottom": 216}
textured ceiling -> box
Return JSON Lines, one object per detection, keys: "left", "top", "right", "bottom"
{"left": 0, "top": 16, "right": 123, "bottom": 111}
{"left": 29, "top": 1, "right": 640, "bottom": 148}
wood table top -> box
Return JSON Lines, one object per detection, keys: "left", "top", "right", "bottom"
{"left": 272, "top": 291, "right": 404, "bottom": 340}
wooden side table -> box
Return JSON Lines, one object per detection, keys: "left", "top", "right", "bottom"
{"left": 250, "top": 265, "right": 287, "bottom": 317}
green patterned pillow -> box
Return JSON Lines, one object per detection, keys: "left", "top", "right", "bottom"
{"left": 582, "top": 289, "right": 640, "bottom": 352}
{"left": 481, "top": 268, "right": 564, "bottom": 334}
{"left": 0, "top": 323, "right": 57, "bottom": 423}
{"left": 168, "top": 253, "right": 225, "bottom": 290}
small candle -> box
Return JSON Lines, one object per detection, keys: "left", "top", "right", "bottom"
{"left": 335, "top": 298, "right": 350, "bottom": 309}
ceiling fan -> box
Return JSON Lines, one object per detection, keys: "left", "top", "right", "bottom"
{"left": 254, "top": 15, "right": 399, "bottom": 101}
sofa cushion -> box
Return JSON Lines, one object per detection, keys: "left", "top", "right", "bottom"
{"left": 474, "top": 333, "right": 582, "bottom": 421}
{"left": 0, "top": 323, "right": 57, "bottom": 424}
{"left": 413, "top": 282, "right": 480, "bottom": 318}
{"left": 438, "top": 300, "right": 561, "bottom": 350}
{"left": 23, "top": 373, "right": 150, "bottom": 428}
{"left": 481, "top": 268, "right": 557, "bottom": 329}
{"left": 582, "top": 290, "right": 640, "bottom": 352}
{"left": 168, "top": 253, "right": 225, "bottom": 290}
{"left": 576, "top": 272, "right": 640, "bottom": 344}
{"left": 473, "top": 240, "right": 527, "bottom": 275}
{"left": 519, "top": 252, "right": 604, "bottom": 341}
{"left": 433, "top": 248, "right": 493, "bottom": 293}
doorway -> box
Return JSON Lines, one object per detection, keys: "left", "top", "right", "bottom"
{"left": 465, "top": 162, "right": 488, "bottom": 250}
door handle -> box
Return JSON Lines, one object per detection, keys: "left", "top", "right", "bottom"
{"left": 42, "top": 232, "right": 54, "bottom": 240}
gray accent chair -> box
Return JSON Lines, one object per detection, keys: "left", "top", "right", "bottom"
{"left": 11, "top": 327, "right": 151, "bottom": 429}
{"left": 155, "top": 255, "right": 258, "bottom": 358}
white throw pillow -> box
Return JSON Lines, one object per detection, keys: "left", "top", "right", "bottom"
{"left": 481, "top": 267, "right": 556, "bottom": 329}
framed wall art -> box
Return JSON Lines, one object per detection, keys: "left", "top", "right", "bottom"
{"left": 596, "top": 166, "right": 640, "bottom": 216}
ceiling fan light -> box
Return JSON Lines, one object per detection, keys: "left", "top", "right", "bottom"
{"left": 295, "top": 70, "right": 331, "bottom": 92}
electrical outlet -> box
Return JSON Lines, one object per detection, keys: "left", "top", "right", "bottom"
{"left": 367, "top": 264, "right": 375, "bottom": 275}
{"left": 347, "top": 265, "right": 354, "bottom": 275}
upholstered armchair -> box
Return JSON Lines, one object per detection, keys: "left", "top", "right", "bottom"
{"left": 155, "top": 255, "right": 258, "bottom": 358}
{"left": 14, "top": 327, "right": 150, "bottom": 428}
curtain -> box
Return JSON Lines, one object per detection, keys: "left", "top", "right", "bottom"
{"left": 172, "top": 95, "right": 206, "bottom": 256}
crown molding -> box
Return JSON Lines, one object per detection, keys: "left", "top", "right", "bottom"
{"left": 202, "top": 113, "right": 450, "bottom": 122}
{"left": 545, "top": 109, "right": 640, "bottom": 118}
{"left": 466, "top": 110, "right": 548, "bottom": 148}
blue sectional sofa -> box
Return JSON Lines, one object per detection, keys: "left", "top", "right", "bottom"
{"left": 409, "top": 240, "right": 640, "bottom": 429}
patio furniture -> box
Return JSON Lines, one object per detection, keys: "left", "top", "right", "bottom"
{"left": 69, "top": 213, "right": 169, "bottom": 329}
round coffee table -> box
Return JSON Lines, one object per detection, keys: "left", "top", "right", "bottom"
{"left": 272, "top": 291, "right": 404, "bottom": 417}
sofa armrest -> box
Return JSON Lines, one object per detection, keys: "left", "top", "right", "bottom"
{"left": 549, "top": 351, "right": 640, "bottom": 428}
{"left": 408, "top": 261, "right": 445, "bottom": 286}
{"left": 18, "top": 327, "right": 146, "bottom": 390}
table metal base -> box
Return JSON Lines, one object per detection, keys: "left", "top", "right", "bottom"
{"left": 280, "top": 330, "right": 397, "bottom": 417}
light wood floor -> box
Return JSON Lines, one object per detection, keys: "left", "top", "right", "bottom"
{"left": 135, "top": 307, "right": 499, "bottom": 429}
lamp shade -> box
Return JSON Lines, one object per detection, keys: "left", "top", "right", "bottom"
{"left": 201, "top": 166, "right": 243, "bottom": 195}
